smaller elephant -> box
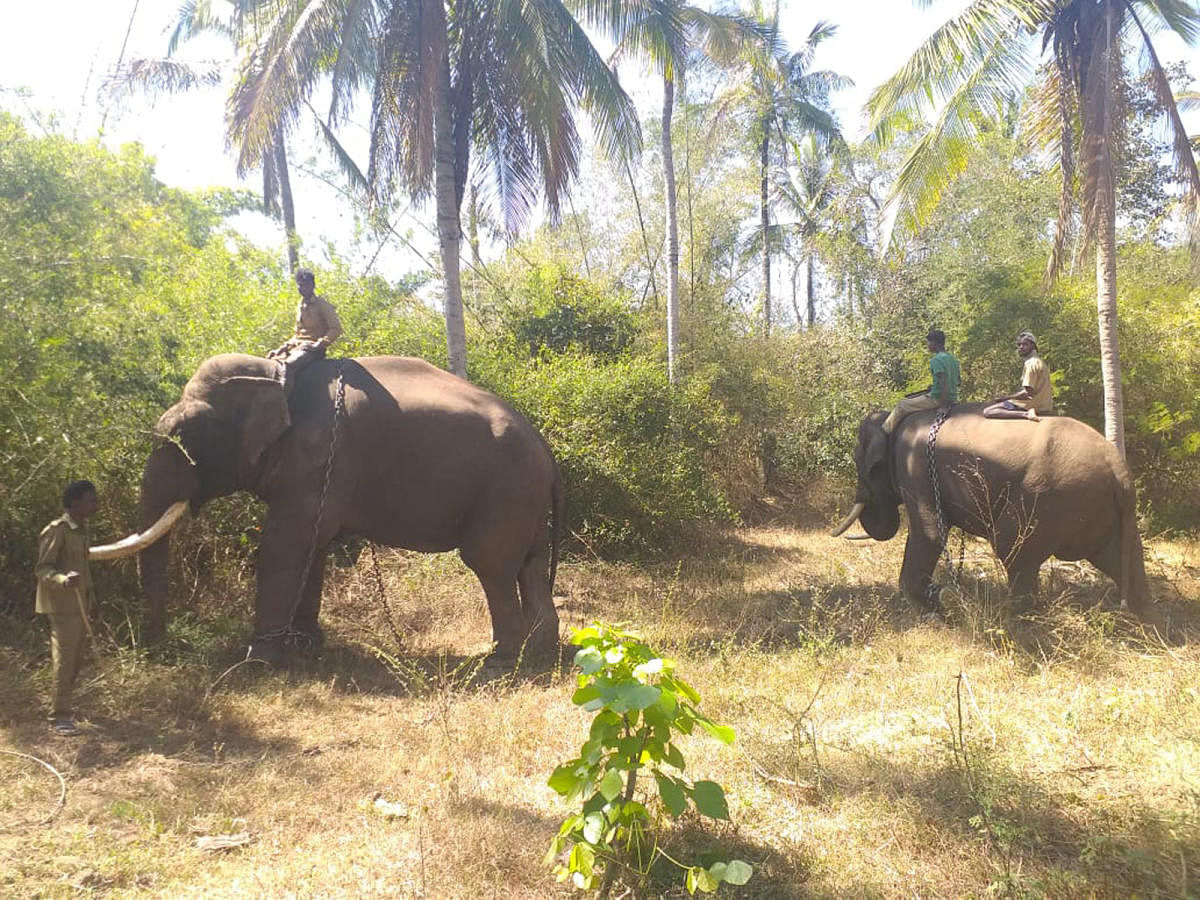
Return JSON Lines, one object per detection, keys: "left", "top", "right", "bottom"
{"left": 831, "top": 404, "right": 1157, "bottom": 619}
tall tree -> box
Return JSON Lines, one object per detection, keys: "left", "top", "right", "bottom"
{"left": 602, "top": 0, "right": 763, "bottom": 382}
{"left": 109, "top": 0, "right": 304, "bottom": 271}
{"left": 775, "top": 133, "right": 838, "bottom": 327}
{"left": 226, "top": 0, "right": 639, "bottom": 378}
{"left": 868, "top": 0, "right": 1200, "bottom": 456}
{"left": 719, "top": 13, "right": 847, "bottom": 335}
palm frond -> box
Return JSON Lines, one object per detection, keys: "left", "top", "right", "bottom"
{"left": 103, "top": 57, "right": 223, "bottom": 102}
{"left": 680, "top": 7, "right": 764, "bottom": 68}
{"left": 368, "top": 0, "right": 437, "bottom": 205}
{"left": 328, "top": 0, "right": 381, "bottom": 125}
{"left": 1125, "top": 1, "right": 1200, "bottom": 248}
{"left": 167, "top": 0, "right": 234, "bottom": 55}
{"left": 227, "top": 0, "right": 357, "bottom": 174}
{"left": 881, "top": 34, "right": 1032, "bottom": 250}
{"left": 867, "top": 0, "right": 1038, "bottom": 146}
{"left": 1130, "top": 0, "right": 1200, "bottom": 43}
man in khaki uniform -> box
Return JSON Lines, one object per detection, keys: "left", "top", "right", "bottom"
{"left": 268, "top": 268, "right": 342, "bottom": 387}
{"left": 984, "top": 331, "right": 1052, "bottom": 421}
{"left": 35, "top": 480, "right": 99, "bottom": 736}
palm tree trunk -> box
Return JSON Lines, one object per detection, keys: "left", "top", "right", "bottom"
{"left": 662, "top": 75, "right": 680, "bottom": 384}
{"left": 1095, "top": 178, "right": 1125, "bottom": 457}
{"left": 623, "top": 156, "right": 659, "bottom": 306}
{"left": 273, "top": 130, "right": 299, "bottom": 273}
{"left": 760, "top": 134, "right": 771, "bottom": 336}
{"left": 467, "top": 183, "right": 481, "bottom": 264}
{"left": 805, "top": 251, "right": 815, "bottom": 328}
{"left": 431, "top": 0, "right": 467, "bottom": 379}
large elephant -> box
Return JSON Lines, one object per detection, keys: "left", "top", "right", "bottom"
{"left": 92, "top": 354, "right": 563, "bottom": 661}
{"left": 830, "top": 404, "right": 1156, "bottom": 618}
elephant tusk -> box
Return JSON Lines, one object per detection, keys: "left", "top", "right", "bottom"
{"left": 90, "top": 501, "right": 189, "bottom": 560}
{"left": 844, "top": 532, "right": 872, "bottom": 541}
{"left": 829, "top": 501, "right": 866, "bottom": 537}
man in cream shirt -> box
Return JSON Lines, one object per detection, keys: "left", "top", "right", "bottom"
{"left": 984, "top": 331, "right": 1052, "bottom": 421}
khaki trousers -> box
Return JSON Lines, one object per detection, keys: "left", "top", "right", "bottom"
{"left": 882, "top": 393, "right": 942, "bottom": 434}
{"left": 48, "top": 613, "right": 86, "bottom": 719}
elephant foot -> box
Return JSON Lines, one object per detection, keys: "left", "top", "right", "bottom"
{"left": 246, "top": 636, "right": 287, "bottom": 667}
{"left": 290, "top": 625, "right": 325, "bottom": 656}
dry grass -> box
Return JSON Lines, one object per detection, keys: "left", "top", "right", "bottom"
{"left": 2, "top": 520, "right": 1199, "bottom": 898}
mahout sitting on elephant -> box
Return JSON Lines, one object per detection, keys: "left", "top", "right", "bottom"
{"left": 830, "top": 404, "right": 1159, "bottom": 622}
{"left": 91, "top": 354, "right": 563, "bottom": 664}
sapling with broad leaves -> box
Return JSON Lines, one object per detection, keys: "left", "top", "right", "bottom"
{"left": 546, "top": 623, "right": 752, "bottom": 895}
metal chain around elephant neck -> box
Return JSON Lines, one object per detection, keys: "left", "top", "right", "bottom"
{"left": 926, "top": 406, "right": 965, "bottom": 598}
{"left": 251, "top": 363, "right": 347, "bottom": 651}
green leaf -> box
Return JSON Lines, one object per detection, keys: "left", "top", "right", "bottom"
{"left": 691, "top": 780, "right": 730, "bottom": 820}
{"left": 568, "top": 842, "right": 595, "bottom": 879}
{"left": 582, "top": 811, "right": 606, "bottom": 844}
{"left": 575, "top": 646, "right": 605, "bottom": 675}
{"left": 698, "top": 719, "right": 736, "bottom": 745}
{"left": 671, "top": 676, "right": 702, "bottom": 704}
{"left": 548, "top": 764, "right": 582, "bottom": 796}
{"left": 613, "top": 682, "right": 660, "bottom": 712}
{"left": 664, "top": 742, "right": 686, "bottom": 770}
{"left": 598, "top": 767, "right": 624, "bottom": 802}
{"left": 633, "top": 657, "right": 663, "bottom": 679}
{"left": 686, "top": 866, "right": 720, "bottom": 893}
{"left": 723, "top": 860, "right": 753, "bottom": 885}
{"left": 570, "top": 625, "right": 601, "bottom": 645}
{"left": 654, "top": 771, "right": 688, "bottom": 818}
{"left": 571, "top": 683, "right": 601, "bottom": 707}
{"left": 604, "top": 645, "right": 626, "bottom": 665}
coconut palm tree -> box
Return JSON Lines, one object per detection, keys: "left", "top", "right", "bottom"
{"left": 774, "top": 133, "right": 838, "bottom": 327}
{"left": 868, "top": 0, "right": 1200, "bottom": 457}
{"left": 720, "top": 13, "right": 848, "bottom": 336}
{"left": 599, "top": 0, "right": 763, "bottom": 383}
{"left": 226, "top": 0, "right": 639, "bottom": 378}
{"left": 108, "top": 0, "right": 305, "bottom": 271}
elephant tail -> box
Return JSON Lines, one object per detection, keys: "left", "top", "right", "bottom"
{"left": 549, "top": 464, "right": 564, "bottom": 596}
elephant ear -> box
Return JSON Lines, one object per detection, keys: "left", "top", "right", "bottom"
{"left": 224, "top": 376, "right": 291, "bottom": 482}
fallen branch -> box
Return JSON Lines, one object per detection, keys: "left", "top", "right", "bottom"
{"left": 0, "top": 749, "right": 67, "bottom": 831}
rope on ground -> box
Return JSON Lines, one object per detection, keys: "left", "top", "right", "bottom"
{"left": 195, "top": 658, "right": 272, "bottom": 713}
{"left": 0, "top": 749, "right": 67, "bottom": 831}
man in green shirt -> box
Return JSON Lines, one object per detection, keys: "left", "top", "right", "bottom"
{"left": 35, "top": 480, "right": 99, "bottom": 736}
{"left": 882, "top": 329, "right": 961, "bottom": 434}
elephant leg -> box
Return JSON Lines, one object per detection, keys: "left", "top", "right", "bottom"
{"left": 249, "top": 498, "right": 339, "bottom": 663}
{"left": 467, "top": 563, "right": 527, "bottom": 657}
{"left": 293, "top": 553, "right": 327, "bottom": 652}
{"left": 516, "top": 522, "right": 559, "bottom": 655}
{"left": 902, "top": 508, "right": 940, "bottom": 607}
{"left": 1004, "top": 550, "right": 1044, "bottom": 601}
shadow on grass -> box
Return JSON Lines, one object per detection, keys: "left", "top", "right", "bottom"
{"left": 749, "top": 740, "right": 1199, "bottom": 896}
{"left": 451, "top": 794, "right": 832, "bottom": 898}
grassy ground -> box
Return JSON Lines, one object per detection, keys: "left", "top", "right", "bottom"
{"left": 2, "top": 515, "right": 1199, "bottom": 898}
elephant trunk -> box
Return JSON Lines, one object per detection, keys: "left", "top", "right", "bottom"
{"left": 132, "top": 444, "right": 200, "bottom": 642}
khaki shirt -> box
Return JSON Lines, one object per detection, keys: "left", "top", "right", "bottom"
{"left": 35, "top": 514, "right": 93, "bottom": 616}
{"left": 1022, "top": 354, "right": 1052, "bottom": 413}
{"left": 294, "top": 295, "right": 342, "bottom": 346}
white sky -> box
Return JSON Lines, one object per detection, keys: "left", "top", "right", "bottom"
{"left": 3, "top": 0, "right": 1199, "bottom": 279}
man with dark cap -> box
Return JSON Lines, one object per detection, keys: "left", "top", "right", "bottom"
{"left": 882, "top": 328, "right": 961, "bottom": 434}
{"left": 984, "top": 330, "right": 1052, "bottom": 422}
